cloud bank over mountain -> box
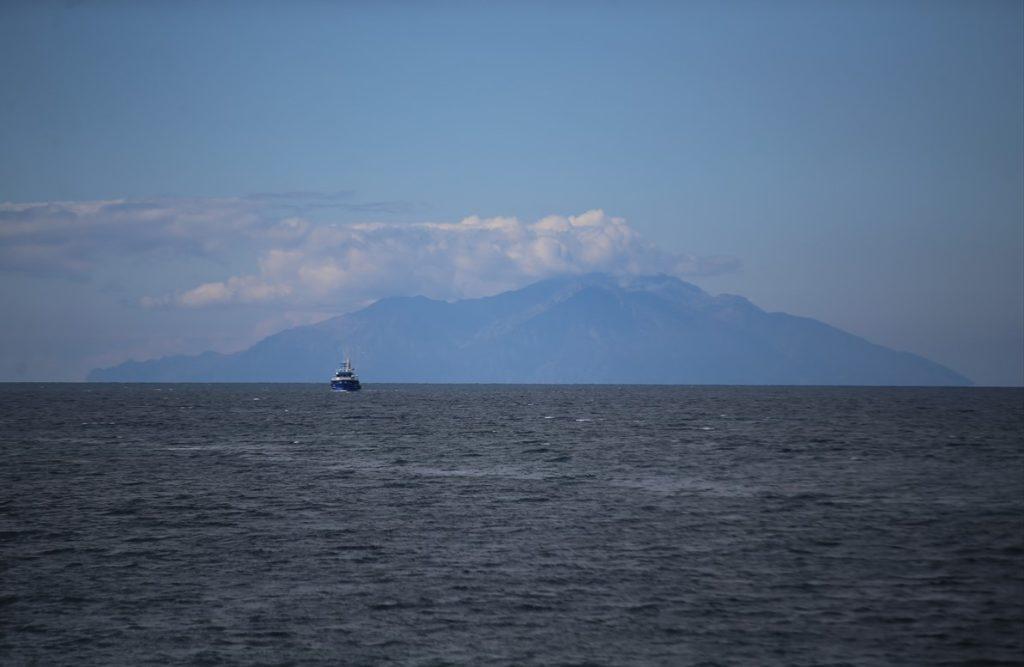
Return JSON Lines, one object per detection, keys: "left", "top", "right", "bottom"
{"left": 0, "top": 197, "right": 738, "bottom": 311}
{"left": 150, "top": 210, "right": 739, "bottom": 310}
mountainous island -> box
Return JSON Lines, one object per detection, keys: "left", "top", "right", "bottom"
{"left": 89, "top": 274, "right": 971, "bottom": 385}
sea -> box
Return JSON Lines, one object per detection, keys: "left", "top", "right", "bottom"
{"left": 1, "top": 383, "right": 1022, "bottom": 666}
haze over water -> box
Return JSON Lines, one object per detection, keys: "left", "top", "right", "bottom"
{"left": 3, "top": 384, "right": 1021, "bottom": 664}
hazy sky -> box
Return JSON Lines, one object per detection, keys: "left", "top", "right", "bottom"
{"left": 1, "top": 0, "right": 1021, "bottom": 384}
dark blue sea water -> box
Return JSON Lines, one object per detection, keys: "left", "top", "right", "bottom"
{"left": 1, "top": 384, "right": 1022, "bottom": 665}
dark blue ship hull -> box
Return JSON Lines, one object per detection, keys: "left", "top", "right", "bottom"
{"left": 330, "top": 379, "right": 361, "bottom": 392}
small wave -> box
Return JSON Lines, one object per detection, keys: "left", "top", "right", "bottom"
{"left": 409, "top": 465, "right": 547, "bottom": 481}
{"left": 514, "top": 602, "right": 556, "bottom": 612}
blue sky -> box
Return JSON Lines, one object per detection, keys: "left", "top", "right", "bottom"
{"left": 1, "top": 0, "right": 1021, "bottom": 384}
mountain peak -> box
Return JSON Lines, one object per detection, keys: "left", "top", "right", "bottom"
{"left": 526, "top": 271, "right": 700, "bottom": 293}
{"left": 89, "top": 274, "right": 971, "bottom": 385}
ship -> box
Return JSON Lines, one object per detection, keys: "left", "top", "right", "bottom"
{"left": 330, "top": 357, "right": 362, "bottom": 392}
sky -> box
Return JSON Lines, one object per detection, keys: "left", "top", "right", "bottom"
{"left": 0, "top": 0, "right": 1021, "bottom": 385}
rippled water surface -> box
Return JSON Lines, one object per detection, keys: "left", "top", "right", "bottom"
{"left": 2, "top": 384, "right": 1022, "bottom": 665}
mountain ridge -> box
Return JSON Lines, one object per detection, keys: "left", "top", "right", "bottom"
{"left": 89, "top": 274, "right": 972, "bottom": 385}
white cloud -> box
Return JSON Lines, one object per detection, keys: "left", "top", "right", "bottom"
{"left": 0, "top": 197, "right": 268, "bottom": 275}
{"left": 145, "top": 209, "right": 738, "bottom": 308}
{"left": 0, "top": 196, "right": 739, "bottom": 309}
